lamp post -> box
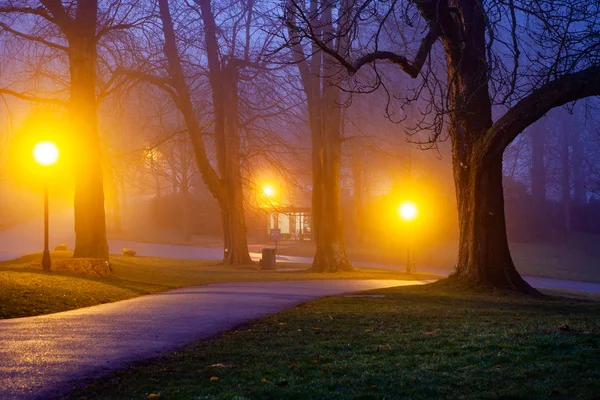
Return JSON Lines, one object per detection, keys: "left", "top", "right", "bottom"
{"left": 398, "top": 200, "right": 418, "bottom": 273}
{"left": 33, "top": 141, "right": 59, "bottom": 271}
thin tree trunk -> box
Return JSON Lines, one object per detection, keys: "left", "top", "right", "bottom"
{"left": 158, "top": 0, "right": 251, "bottom": 264}
{"left": 572, "top": 128, "right": 585, "bottom": 204}
{"left": 352, "top": 147, "right": 364, "bottom": 244}
{"left": 199, "top": 1, "right": 252, "bottom": 265}
{"left": 561, "top": 128, "right": 571, "bottom": 235}
{"left": 70, "top": 0, "right": 108, "bottom": 260}
{"left": 530, "top": 121, "right": 546, "bottom": 203}
{"left": 529, "top": 121, "right": 546, "bottom": 238}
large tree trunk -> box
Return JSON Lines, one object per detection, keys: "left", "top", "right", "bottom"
{"left": 311, "top": 121, "right": 354, "bottom": 272}
{"left": 451, "top": 147, "right": 537, "bottom": 293}
{"left": 70, "top": 0, "right": 108, "bottom": 259}
{"left": 220, "top": 68, "right": 252, "bottom": 265}
{"left": 441, "top": 0, "right": 534, "bottom": 292}
{"left": 311, "top": 1, "right": 354, "bottom": 272}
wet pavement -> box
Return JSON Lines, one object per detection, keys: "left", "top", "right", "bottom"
{"left": 0, "top": 279, "right": 429, "bottom": 400}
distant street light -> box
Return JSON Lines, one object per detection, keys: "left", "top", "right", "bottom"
{"left": 263, "top": 185, "right": 275, "bottom": 198}
{"left": 398, "top": 200, "right": 418, "bottom": 273}
{"left": 398, "top": 201, "right": 418, "bottom": 221}
{"left": 33, "top": 141, "right": 59, "bottom": 166}
{"left": 33, "top": 141, "right": 59, "bottom": 271}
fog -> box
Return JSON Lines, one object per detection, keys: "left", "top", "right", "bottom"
{"left": 0, "top": 0, "right": 599, "bottom": 284}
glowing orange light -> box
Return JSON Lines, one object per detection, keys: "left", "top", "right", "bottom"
{"left": 263, "top": 185, "right": 275, "bottom": 198}
{"left": 398, "top": 201, "right": 418, "bottom": 221}
{"left": 33, "top": 141, "right": 59, "bottom": 166}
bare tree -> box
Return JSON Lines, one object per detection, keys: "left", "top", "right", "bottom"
{"left": 287, "top": 0, "right": 600, "bottom": 292}
{"left": 285, "top": 0, "right": 355, "bottom": 272}
{"left": 0, "top": 0, "right": 147, "bottom": 259}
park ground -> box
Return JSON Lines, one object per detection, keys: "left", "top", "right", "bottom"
{"left": 1, "top": 236, "right": 600, "bottom": 399}
{"left": 62, "top": 281, "right": 600, "bottom": 400}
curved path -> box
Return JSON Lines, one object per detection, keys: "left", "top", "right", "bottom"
{"left": 0, "top": 279, "right": 429, "bottom": 400}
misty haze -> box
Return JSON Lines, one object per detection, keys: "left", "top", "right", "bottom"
{"left": 1, "top": 0, "right": 600, "bottom": 399}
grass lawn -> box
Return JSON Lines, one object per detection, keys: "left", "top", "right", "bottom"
{"left": 0, "top": 251, "right": 437, "bottom": 320}
{"left": 111, "top": 228, "right": 600, "bottom": 282}
{"left": 510, "top": 232, "right": 600, "bottom": 282}
{"left": 63, "top": 281, "right": 600, "bottom": 400}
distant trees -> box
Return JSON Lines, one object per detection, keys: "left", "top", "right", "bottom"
{"left": 110, "top": 0, "right": 297, "bottom": 264}
{"left": 503, "top": 104, "right": 600, "bottom": 241}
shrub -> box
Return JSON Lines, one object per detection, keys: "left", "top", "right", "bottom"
{"left": 122, "top": 248, "right": 137, "bottom": 257}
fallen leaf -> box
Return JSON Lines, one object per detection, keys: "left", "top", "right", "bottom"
{"left": 279, "top": 322, "right": 286, "bottom": 326}
{"left": 207, "top": 363, "right": 234, "bottom": 368}
{"left": 210, "top": 376, "right": 220, "bottom": 382}
{"left": 329, "top": 315, "right": 334, "bottom": 320}
{"left": 147, "top": 394, "right": 161, "bottom": 399}
{"left": 261, "top": 378, "right": 268, "bottom": 383}
{"left": 365, "top": 328, "right": 373, "bottom": 332}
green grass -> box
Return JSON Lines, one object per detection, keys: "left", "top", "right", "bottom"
{"left": 63, "top": 281, "right": 600, "bottom": 400}
{"left": 0, "top": 252, "right": 437, "bottom": 320}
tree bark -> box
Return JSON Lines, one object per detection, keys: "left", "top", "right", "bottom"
{"left": 438, "top": 0, "right": 535, "bottom": 292}
{"left": 451, "top": 148, "right": 537, "bottom": 293}
{"left": 69, "top": 0, "right": 108, "bottom": 259}
{"left": 309, "top": 0, "right": 354, "bottom": 272}
{"left": 198, "top": 1, "right": 252, "bottom": 265}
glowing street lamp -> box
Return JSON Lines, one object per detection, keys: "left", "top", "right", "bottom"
{"left": 398, "top": 201, "right": 418, "bottom": 221}
{"left": 398, "top": 200, "right": 418, "bottom": 273}
{"left": 33, "top": 141, "right": 59, "bottom": 166}
{"left": 33, "top": 141, "right": 59, "bottom": 271}
{"left": 263, "top": 185, "right": 275, "bottom": 198}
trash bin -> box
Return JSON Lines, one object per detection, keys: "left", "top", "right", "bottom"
{"left": 261, "top": 248, "right": 276, "bottom": 270}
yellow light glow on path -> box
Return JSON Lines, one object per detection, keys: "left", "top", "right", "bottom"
{"left": 33, "top": 141, "right": 59, "bottom": 166}
{"left": 398, "top": 201, "right": 418, "bottom": 221}
{"left": 263, "top": 185, "right": 275, "bottom": 198}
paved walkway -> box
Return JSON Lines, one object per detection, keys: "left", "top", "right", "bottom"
{"left": 0, "top": 279, "right": 428, "bottom": 400}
